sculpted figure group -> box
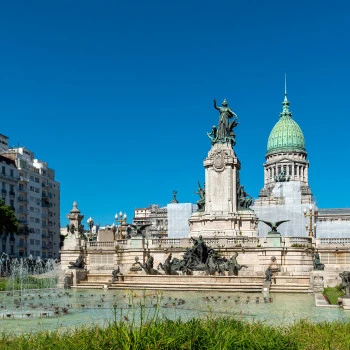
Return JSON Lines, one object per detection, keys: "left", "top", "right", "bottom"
{"left": 134, "top": 236, "right": 248, "bottom": 276}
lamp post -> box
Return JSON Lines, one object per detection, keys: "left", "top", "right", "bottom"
{"left": 87, "top": 217, "right": 94, "bottom": 241}
{"left": 303, "top": 205, "right": 317, "bottom": 237}
{"left": 115, "top": 211, "right": 127, "bottom": 240}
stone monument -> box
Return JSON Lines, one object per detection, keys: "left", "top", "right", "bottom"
{"left": 189, "top": 98, "right": 258, "bottom": 237}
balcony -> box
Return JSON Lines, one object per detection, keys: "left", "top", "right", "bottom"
{"left": 18, "top": 197, "right": 28, "bottom": 203}
{"left": 18, "top": 219, "right": 28, "bottom": 224}
{"left": 9, "top": 191, "right": 15, "bottom": 197}
{"left": 19, "top": 176, "right": 29, "bottom": 183}
{"left": 18, "top": 187, "right": 27, "bottom": 193}
{"left": 18, "top": 224, "right": 29, "bottom": 233}
{"left": 1, "top": 189, "right": 6, "bottom": 194}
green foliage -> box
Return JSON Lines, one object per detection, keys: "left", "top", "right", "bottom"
{"left": 1, "top": 317, "right": 350, "bottom": 349}
{"left": 0, "top": 276, "right": 57, "bottom": 291}
{"left": 0, "top": 199, "right": 18, "bottom": 236}
{"left": 291, "top": 243, "right": 306, "bottom": 248}
{"left": 323, "top": 287, "right": 344, "bottom": 305}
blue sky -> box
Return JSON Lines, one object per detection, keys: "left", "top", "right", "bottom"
{"left": 1, "top": 1, "right": 349, "bottom": 228}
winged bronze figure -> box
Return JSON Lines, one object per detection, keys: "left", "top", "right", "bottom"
{"left": 258, "top": 220, "right": 289, "bottom": 233}
{"left": 129, "top": 223, "right": 152, "bottom": 236}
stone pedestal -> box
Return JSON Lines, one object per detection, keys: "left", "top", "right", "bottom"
{"left": 130, "top": 235, "right": 145, "bottom": 249}
{"left": 189, "top": 143, "right": 258, "bottom": 238}
{"left": 204, "top": 143, "right": 240, "bottom": 214}
{"left": 341, "top": 296, "right": 350, "bottom": 310}
{"left": 70, "top": 268, "right": 87, "bottom": 287}
{"left": 310, "top": 270, "right": 325, "bottom": 293}
{"left": 264, "top": 233, "right": 283, "bottom": 248}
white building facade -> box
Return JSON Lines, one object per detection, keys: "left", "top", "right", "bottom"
{"left": 0, "top": 134, "right": 60, "bottom": 259}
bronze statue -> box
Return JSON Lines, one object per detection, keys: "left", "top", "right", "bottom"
{"left": 112, "top": 266, "right": 123, "bottom": 281}
{"left": 133, "top": 252, "right": 161, "bottom": 275}
{"left": 313, "top": 252, "right": 325, "bottom": 270}
{"left": 209, "top": 98, "right": 238, "bottom": 145}
{"left": 339, "top": 271, "right": 350, "bottom": 295}
{"left": 191, "top": 235, "right": 208, "bottom": 264}
{"left": 227, "top": 252, "right": 248, "bottom": 276}
{"left": 69, "top": 254, "right": 84, "bottom": 269}
{"left": 195, "top": 181, "right": 205, "bottom": 212}
{"left": 237, "top": 185, "right": 252, "bottom": 209}
{"left": 265, "top": 256, "right": 280, "bottom": 283}
{"left": 157, "top": 253, "right": 181, "bottom": 275}
{"left": 258, "top": 219, "right": 289, "bottom": 234}
{"left": 129, "top": 223, "right": 152, "bottom": 236}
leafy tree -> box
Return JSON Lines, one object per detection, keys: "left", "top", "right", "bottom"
{"left": 0, "top": 200, "right": 18, "bottom": 238}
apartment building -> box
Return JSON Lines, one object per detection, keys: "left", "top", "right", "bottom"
{"left": 0, "top": 134, "right": 60, "bottom": 260}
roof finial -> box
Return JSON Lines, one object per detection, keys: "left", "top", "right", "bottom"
{"left": 280, "top": 74, "right": 292, "bottom": 118}
{"left": 284, "top": 73, "right": 287, "bottom": 97}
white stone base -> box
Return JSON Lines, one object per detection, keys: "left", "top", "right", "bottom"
{"left": 189, "top": 210, "right": 258, "bottom": 238}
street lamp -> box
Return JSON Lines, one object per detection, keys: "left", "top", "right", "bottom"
{"left": 303, "top": 205, "right": 317, "bottom": 237}
{"left": 87, "top": 217, "right": 94, "bottom": 241}
{"left": 115, "top": 211, "right": 127, "bottom": 240}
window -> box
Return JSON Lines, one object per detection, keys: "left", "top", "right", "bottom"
{"left": 2, "top": 166, "right": 5, "bottom": 175}
{"left": 35, "top": 240, "right": 40, "bottom": 245}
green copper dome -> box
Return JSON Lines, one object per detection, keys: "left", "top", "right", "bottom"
{"left": 266, "top": 93, "right": 306, "bottom": 155}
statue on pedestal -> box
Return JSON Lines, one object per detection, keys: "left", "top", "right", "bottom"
{"left": 258, "top": 219, "right": 289, "bottom": 234}
{"left": 207, "top": 98, "right": 238, "bottom": 145}
{"left": 227, "top": 252, "right": 248, "bottom": 276}
{"left": 195, "top": 181, "right": 205, "bottom": 212}
{"left": 313, "top": 252, "right": 325, "bottom": 270}
{"left": 339, "top": 271, "right": 350, "bottom": 295}
{"left": 265, "top": 256, "right": 280, "bottom": 283}
{"left": 69, "top": 254, "right": 84, "bottom": 269}
{"left": 112, "top": 266, "right": 123, "bottom": 281}
{"left": 237, "top": 185, "right": 253, "bottom": 209}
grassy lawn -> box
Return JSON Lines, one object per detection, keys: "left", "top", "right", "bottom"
{"left": 323, "top": 286, "right": 344, "bottom": 305}
{"left": 0, "top": 317, "right": 350, "bottom": 349}
{"left": 0, "top": 276, "right": 57, "bottom": 291}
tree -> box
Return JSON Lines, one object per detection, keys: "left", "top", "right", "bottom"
{"left": 0, "top": 200, "right": 18, "bottom": 239}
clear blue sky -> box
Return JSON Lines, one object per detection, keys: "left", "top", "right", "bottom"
{"left": 1, "top": 0, "right": 349, "bottom": 228}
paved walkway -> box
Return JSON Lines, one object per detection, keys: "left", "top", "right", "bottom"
{"left": 314, "top": 293, "right": 338, "bottom": 308}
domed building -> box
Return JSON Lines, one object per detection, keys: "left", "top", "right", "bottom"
{"left": 252, "top": 89, "right": 315, "bottom": 237}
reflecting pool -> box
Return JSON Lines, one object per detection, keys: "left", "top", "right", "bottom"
{"left": 0, "top": 289, "right": 348, "bottom": 334}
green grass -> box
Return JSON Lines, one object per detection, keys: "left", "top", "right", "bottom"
{"left": 323, "top": 286, "right": 344, "bottom": 305}
{"left": 0, "top": 276, "right": 57, "bottom": 291}
{"left": 1, "top": 317, "right": 350, "bottom": 349}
